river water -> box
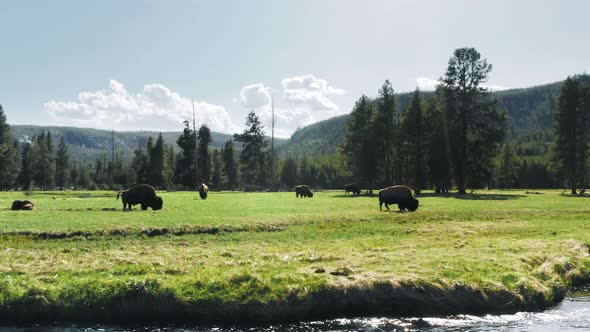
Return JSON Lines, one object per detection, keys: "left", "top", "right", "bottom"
{"left": 1, "top": 295, "right": 588, "bottom": 332}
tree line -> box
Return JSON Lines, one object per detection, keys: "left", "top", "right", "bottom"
{"left": 0, "top": 48, "right": 588, "bottom": 193}
{"left": 0, "top": 106, "right": 344, "bottom": 191}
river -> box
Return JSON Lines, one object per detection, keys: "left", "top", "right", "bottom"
{"left": 1, "top": 295, "right": 588, "bottom": 332}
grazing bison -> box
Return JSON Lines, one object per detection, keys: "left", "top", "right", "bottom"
{"left": 117, "top": 184, "right": 163, "bottom": 211}
{"left": 379, "top": 185, "right": 419, "bottom": 212}
{"left": 199, "top": 183, "right": 209, "bottom": 200}
{"left": 295, "top": 185, "right": 313, "bottom": 198}
{"left": 11, "top": 200, "right": 34, "bottom": 210}
{"left": 344, "top": 184, "right": 361, "bottom": 195}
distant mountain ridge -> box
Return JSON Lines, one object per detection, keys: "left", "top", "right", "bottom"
{"left": 10, "top": 125, "right": 286, "bottom": 163}
{"left": 10, "top": 75, "right": 589, "bottom": 161}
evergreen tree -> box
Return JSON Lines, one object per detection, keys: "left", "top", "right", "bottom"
{"left": 175, "top": 121, "right": 197, "bottom": 188}
{"left": 33, "top": 132, "right": 56, "bottom": 189}
{"left": 131, "top": 145, "right": 149, "bottom": 185}
{"left": 55, "top": 137, "right": 70, "bottom": 189}
{"left": 210, "top": 149, "right": 222, "bottom": 190}
{"left": 340, "top": 95, "right": 379, "bottom": 192}
{"left": 0, "top": 105, "right": 21, "bottom": 189}
{"left": 197, "top": 125, "right": 212, "bottom": 184}
{"left": 149, "top": 134, "right": 166, "bottom": 188}
{"left": 403, "top": 88, "right": 426, "bottom": 194}
{"left": 497, "top": 144, "right": 518, "bottom": 189}
{"left": 280, "top": 156, "right": 298, "bottom": 189}
{"left": 426, "top": 90, "right": 453, "bottom": 193}
{"left": 69, "top": 161, "right": 79, "bottom": 189}
{"left": 18, "top": 143, "right": 35, "bottom": 190}
{"left": 375, "top": 80, "right": 397, "bottom": 184}
{"left": 550, "top": 76, "right": 589, "bottom": 194}
{"left": 440, "top": 47, "right": 505, "bottom": 193}
{"left": 233, "top": 111, "right": 268, "bottom": 191}
{"left": 221, "top": 140, "right": 239, "bottom": 190}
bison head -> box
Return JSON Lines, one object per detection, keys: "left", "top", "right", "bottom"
{"left": 407, "top": 198, "right": 419, "bottom": 212}
{"left": 151, "top": 196, "right": 163, "bottom": 210}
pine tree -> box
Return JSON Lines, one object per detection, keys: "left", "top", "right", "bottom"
{"left": 131, "top": 145, "right": 149, "bottom": 185}
{"left": 210, "top": 149, "right": 222, "bottom": 190}
{"left": 440, "top": 47, "right": 505, "bottom": 193}
{"left": 280, "top": 156, "right": 298, "bottom": 189}
{"left": 233, "top": 111, "right": 268, "bottom": 191}
{"left": 33, "top": 132, "right": 56, "bottom": 190}
{"left": 148, "top": 134, "right": 166, "bottom": 188}
{"left": 18, "top": 143, "right": 35, "bottom": 190}
{"left": 197, "top": 125, "right": 212, "bottom": 184}
{"left": 55, "top": 137, "right": 70, "bottom": 189}
{"left": 375, "top": 81, "right": 397, "bottom": 184}
{"left": 403, "top": 88, "right": 426, "bottom": 194}
{"left": 0, "top": 105, "right": 21, "bottom": 189}
{"left": 175, "top": 121, "right": 197, "bottom": 188}
{"left": 550, "top": 76, "right": 589, "bottom": 194}
{"left": 340, "top": 95, "right": 379, "bottom": 192}
{"left": 221, "top": 140, "right": 239, "bottom": 190}
{"left": 497, "top": 144, "right": 518, "bottom": 189}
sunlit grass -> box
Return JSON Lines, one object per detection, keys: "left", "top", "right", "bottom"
{"left": 0, "top": 189, "right": 589, "bottom": 320}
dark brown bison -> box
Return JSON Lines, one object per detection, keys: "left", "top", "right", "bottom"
{"left": 117, "top": 184, "right": 163, "bottom": 211}
{"left": 379, "top": 185, "right": 419, "bottom": 212}
{"left": 295, "top": 185, "right": 313, "bottom": 198}
{"left": 199, "top": 183, "right": 209, "bottom": 200}
{"left": 11, "top": 200, "right": 34, "bottom": 210}
{"left": 344, "top": 184, "right": 361, "bottom": 195}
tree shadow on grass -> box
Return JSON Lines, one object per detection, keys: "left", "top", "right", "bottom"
{"left": 416, "top": 193, "right": 525, "bottom": 200}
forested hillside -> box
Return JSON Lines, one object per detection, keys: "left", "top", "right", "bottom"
{"left": 276, "top": 75, "right": 590, "bottom": 158}
{"left": 11, "top": 125, "right": 286, "bottom": 163}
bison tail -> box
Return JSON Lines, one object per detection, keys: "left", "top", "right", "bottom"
{"left": 116, "top": 192, "right": 121, "bottom": 200}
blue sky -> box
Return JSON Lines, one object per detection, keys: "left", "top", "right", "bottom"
{"left": 1, "top": 0, "right": 588, "bottom": 137}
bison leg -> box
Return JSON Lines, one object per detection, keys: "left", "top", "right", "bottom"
{"left": 141, "top": 204, "right": 148, "bottom": 211}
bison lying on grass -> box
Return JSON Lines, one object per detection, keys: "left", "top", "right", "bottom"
{"left": 344, "top": 183, "right": 361, "bottom": 195}
{"left": 295, "top": 185, "right": 314, "bottom": 198}
{"left": 117, "top": 184, "right": 163, "bottom": 211}
{"left": 199, "top": 183, "right": 209, "bottom": 200}
{"left": 379, "top": 185, "right": 419, "bottom": 212}
{"left": 11, "top": 200, "right": 34, "bottom": 210}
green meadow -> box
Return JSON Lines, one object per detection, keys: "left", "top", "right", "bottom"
{"left": 0, "top": 189, "right": 589, "bottom": 321}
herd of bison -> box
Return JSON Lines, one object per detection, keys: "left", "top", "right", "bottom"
{"left": 9, "top": 183, "right": 419, "bottom": 212}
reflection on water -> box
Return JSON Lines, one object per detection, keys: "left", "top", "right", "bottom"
{"left": 1, "top": 296, "right": 588, "bottom": 332}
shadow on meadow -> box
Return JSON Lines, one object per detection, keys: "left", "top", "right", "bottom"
{"left": 416, "top": 193, "right": 525, "bottom": 200}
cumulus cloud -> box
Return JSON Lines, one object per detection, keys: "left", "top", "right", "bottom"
{"left": 281, "top": 74, "right": 346, "bottom": 111}
{"left": 236, "top": 75, "right": 346, "bottom": 137}
{"left": 45, "top": 80, "right": 239, "bottom": 133}
{"left": 415, "top": 77, "right": 509, "bottom": 91}
{"left": 239, "top": 83, "right": 271, "bottom": 109}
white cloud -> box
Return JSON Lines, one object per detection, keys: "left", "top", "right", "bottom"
{"left": 45, "top": 80, "right": 239, "bottom": 133}
{"left": 281, "top": 74, "right": 346, "bottom": 110}
{"left": 415, "top": 77, "right": 509, "bottom": 91}
{"left": 416, "top": 77, "right": 440, "bottom": 90}
{"left": 239, "top": 83, "right": 271, "bottom": 109}
{"left": 236, "top": 75, "right": 346, "bottom": 137}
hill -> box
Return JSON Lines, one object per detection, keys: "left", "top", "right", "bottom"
{"left": 11, "top": 125, "right": 286, "bottom": 163}
{"left": 277, "top": 75, "right": 590, "bottom": 157}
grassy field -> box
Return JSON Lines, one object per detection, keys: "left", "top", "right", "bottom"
{"left": 0, "top": 189, "right": 589, "bottom": 322}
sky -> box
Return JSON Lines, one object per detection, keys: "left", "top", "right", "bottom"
{"left": 1, "top": 0, "right": 589, "bottom": 138}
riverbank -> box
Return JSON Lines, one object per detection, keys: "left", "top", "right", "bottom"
{"left": 0, "top": 190, "right": 589, "bottom": 322}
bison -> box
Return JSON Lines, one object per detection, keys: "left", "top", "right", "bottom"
{"left": 295, "top": 185, "right": 313, "bottom": 198}
{"left": 11, "top": 200, "right": 34, "bottom": 210}
{"left": 379, "top": 185, "right": 419, "bottom": 212}
{"left": 117, "top": 184, "right": 163, "bottom": 211}
{"left": 199, "top": 183, "right": 209, "bottom": 200}
{"left": 344, "top": 183, "right": 361, "bottom": 195}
